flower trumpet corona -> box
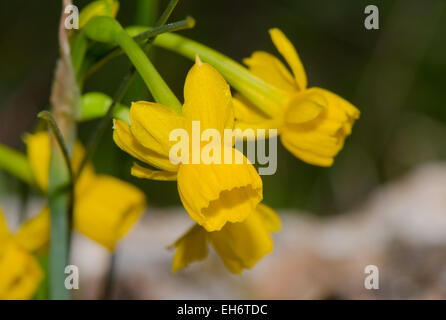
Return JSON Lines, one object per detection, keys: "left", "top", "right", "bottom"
{"left": 171, "top": 204, "right": 280, "bottom": 274}
{"left": 25, "top": 131, "right": 146, "bottom": 251}
{"left": 113, "top": 60, "right": 263, "bottom": 232}
{"left": 0, "top": 207, "right": 49, "bottom": 300}
{"left": 152, "top": 29, "right": 360, "bottom": 166}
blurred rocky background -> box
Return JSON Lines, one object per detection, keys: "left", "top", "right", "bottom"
{"left": 67, "top": 162, "right": 446, "bottom": 299}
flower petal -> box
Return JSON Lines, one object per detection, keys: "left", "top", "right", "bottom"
{"left": 113, "top": 119, "right": 178, "bottom": 172}
{"left": 183, "top": 61, "right": 234, "bottom": 134}
{"left": 24, "top": 131, "right": 50, "bottom": 192}
{"left": 0, "top": 241, "right": 43, "bottom": 300}
{"left": 233, "top": 97, "right": 281, "bottom": 140}
{"left": 25, "top": 132, "right": 96, "bottom": 193}
{"left": 255, "top": 203, "right": 281, "bottom": 233}
{"left": 285, "top": 92, "right": 325, "bottom": 124}
{"left": 310, "top": 87, "right": 360, "bottom": 134}
{"left": 0, "top": 207, "right": 9, "bottom": 236}
{"left": 281, "top": 88, "right": 359, "bottom": 167}
{"left": 233, "top": 95, "right": 270, "bottom": 123}
{"left": 243, "top": 51, "right": 297, "bottom": 92}
{"left": 74, "top": 175, "right": 146, "bottom": 251}
{"left": 269, "top": 28, "right": 307, "bottom": 90}
{"left": 14, "top": 206, "right": 50, "bottom": 253}
{"left": 208, "top": 210, "right": 273, "bottom": 274}
{"left": 129, "top": 101, "right": 185, "bottom": 157}
{"left": 0, "top": 208, "right": 10, "bottom": 255}
{"left": 69, "top": 141, "right": 98, "bottom": 196}
{"left": 177, "top": 148, "right": 263, "bottom": 232}
{"left": 131, "top": 162, "right": 177, "bottom": 181}
{"left": 171, "top": 224, "right": 208, "bottom": 273}
{"left": 281, "top": 129, "right": 340, "bottom": 166}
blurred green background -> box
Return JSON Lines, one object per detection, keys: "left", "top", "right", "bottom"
{"left": 0, "top": 0, "right": 445, "bottom": 216}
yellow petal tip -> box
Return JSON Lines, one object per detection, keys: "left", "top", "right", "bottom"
{"left": 268, "top": 27, "right": 280, "bottom": 36}
{"left": 195, "top": 54, "right": 203, "bottom": 66}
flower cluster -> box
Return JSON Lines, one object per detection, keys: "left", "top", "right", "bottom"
{"left": 0, "top": 0, "right": 360, "bottom": 299}
{"left": 25, "top": 132, "right": 146, "bottom": 251}
{"left": 0, "top": 132, "right": 146, "bottom": 299}
{"left": 0, "top": 207, "right": 49, "bottom": 299}
{"left": 110, "top": 27, "right": 359, "bottom": 273}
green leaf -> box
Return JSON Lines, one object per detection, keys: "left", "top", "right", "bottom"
{"left": 0, "top": 144, "right": 33, "bottom": 186}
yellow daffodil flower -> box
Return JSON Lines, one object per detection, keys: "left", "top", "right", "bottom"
{"left": 113, "top": 60, "right": 263, "bottom": 232}
{"left": 25, "top": 131, "right": 146, "bottom": 251}
{"left": 171, "top": 203, "right": 280, "bottom": 274}
{"left": 0, "top": 206, "right": 49, "bottom": 300}
{"left": 234, "top": 28, "right": 360, "bottom": 166}
{"left": 153, "top": 28, "right": 360, "bottom": 167}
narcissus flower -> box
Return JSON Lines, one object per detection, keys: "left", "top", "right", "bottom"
{"left": 233, "top": 28, "right": 360, "bottom": 166}
{"left": 171, "top": 204, "right": 280, "bottom": 274}
{"left": 0, "top": 206, "right": 49, "bottom": 300}
{"left": 153, "top": 28, "right": 360, "bottom": 167}
{"left": 113, "top": 60, "right": 263, "bottom": 232}
{"left": 25, "top": 131, "right": 146, "bottom": 250}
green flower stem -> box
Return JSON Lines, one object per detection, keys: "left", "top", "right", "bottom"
{"left": 79, "top": 0, "right": 184, "bottom": 178}
{"left": 38, "top": 111, "right": 74, "bottom": 183}
{"left": 46, "top": 1, "right": 81, "bottom": 300}
{"left": 135, "top": 0, "right": 158, "bottom": 27}
{"left": 154, "top": 0, "right": 179, "bottom": 26}
{"left": 76, "top": 71, "right": 135, "bottom": 178}
{"left": 118, "top": 33, "right": 183, "bottom": 110}
{"left": 152, "top": 33, "right": 287, "bottom": 117}
{"left": 38, "top": 111, "right": 75, "bottom": 300}
{"left": 48, "top": 152, "right": 71, "bottom": 300}
{"left": 70, "top": 29, "right": 88, "bottom": 85}
{"left": 124, "top": 0, "right": 159, "bottom": 103}
{"left": 84, "top": 16, "right": 182, "bottom": 112}
{"left": 85, "top": 17, "right": 195, "bottom": 81}
{"left": 134, "top": 17, "right": 196, "bottom": 42}
{"left": 0, "top": 144, "right": 34, "bottom": 186}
